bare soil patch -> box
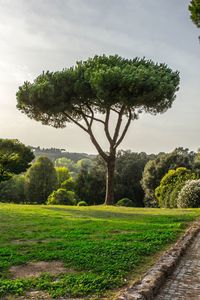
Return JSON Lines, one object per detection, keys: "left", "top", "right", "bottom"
{"left": 109, "top": 230, "right": 136, "bottom": 234}
{"left": 9, "top": 261, "right": 72, "bottom": 279}
{"left": 11, "top": 238, "right": 62, "bottom": 245}
{"left": 1, "top": 291, "right": 84, "bottom": 300}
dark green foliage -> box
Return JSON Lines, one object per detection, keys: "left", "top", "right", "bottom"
{"left": 0, "top": 174, "right": 26, "bottom": 203}
{"left": 116, "top": 198, "right": 134, "bottom": 207}
{"left": 189, "top": 0, "right": 200, "bottom": 28}
{"left": 74, "top": 151, "right": 153, "bottom": 206}
{"left": 77, "top": 201, "right": 88, "bottom": 206}
{"left": 141, "top": 148, "right": 195, "bottom": 207}
{"left": 0, "top": 204, "right": 198, "bottom": 298}
{"left": 177, "top": 179, "right": 200, "bottom": 208}
{"left": 25, "top": 157, "right": 57, "bottom": 204}
{"left": 115, "top": 151, "right": 154, "bottom": 206}
{"left": 17, "top": 55, "right": 180, "bottom": 124}
{"left": 75, "top": 156, "right": 106, "bottom": 205}
{"left": 0, "top": 139, "right": 34, "bottom": 182}
{"left": 47, "top": 188, "right": 76, "bottom": 205}
{"left": 155, "top": 167, "right": 198, "bottom": 208}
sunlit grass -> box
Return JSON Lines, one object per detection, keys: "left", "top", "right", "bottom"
{"left": 0, "top": 203, "right": 200, "bottom": 299}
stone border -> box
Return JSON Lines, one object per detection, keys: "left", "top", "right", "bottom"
{"left": 116, "top": 220, "right": 200, "bottom": 300}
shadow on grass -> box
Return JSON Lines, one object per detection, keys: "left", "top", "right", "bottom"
{"left": 44, "top": 206, "right": 194, "bottom": 224}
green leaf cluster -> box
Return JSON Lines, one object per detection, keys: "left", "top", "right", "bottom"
{"left": 155, "top": 167, "right": 198, "bottom": 208}
{"left": 0, "top": 139, "right": 34, "bottom": 182}
{"left": 189, "top": 0, "right": 200, "bottom": 28}
{"left": 16, "top": 55, "right": 180, "bottom": 128}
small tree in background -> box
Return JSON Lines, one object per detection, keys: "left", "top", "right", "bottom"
{"left": 55, "top": 166, "right": 70, "bottom": 187}
{"left": 25, "top": 157, "right": 57, "bottom": 203}
{"left": 0, "top": 139, "right": 34, "bottom": 182}
{"left": 55, "top": 157, "right": 78, "bottom": 175}
{"left": 17, "top": 55, "right": 180, "bottom": 204}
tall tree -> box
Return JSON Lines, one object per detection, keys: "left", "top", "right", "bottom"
{"left": 55, "top": 166, "right": 70, "bottom": 187}
{"left": 189, "top": 0, "right": 200, "bottom": 41}
{"left": 0, "top": 139, "right": 34, "bottom": 182}
{"left": 189, "top": 0, "right": 200, "bottom": 27}
{"left": 16, "top": 55, "right": 180, "bottom": 205}
{"left": 25, "top": 157, "right": 57, "bottom": 203}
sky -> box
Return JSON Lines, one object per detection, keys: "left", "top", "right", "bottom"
{"left": 0, "top": 0, "right": 200, "bottom": 154}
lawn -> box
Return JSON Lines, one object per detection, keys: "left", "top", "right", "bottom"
{"left": 0, "top": 204, "right": 200, "bottom": 299}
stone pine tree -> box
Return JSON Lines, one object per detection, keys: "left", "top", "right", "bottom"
{"left": 189, "top": 0, "right": 200, "bottom": 40}
{"left": 189, "top": 0, "right": 200, "bottom": 27}
{"left": 16, "top": 55, "right": 180, "bottom": 205}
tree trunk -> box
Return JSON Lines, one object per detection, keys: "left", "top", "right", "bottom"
{"left": 104, "top": 157, "right": 115, "bottom": 205}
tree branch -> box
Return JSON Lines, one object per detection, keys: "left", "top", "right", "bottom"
{"left": 114, "top": 108, "right": 133, "bottom": 149}
{"left": 112, "top": 105, "right": 126, "bottom": 144}
{"left": 104, "top": 108, "right": 113, "bottom": 145}
{"left": 88, "top": 128, "right": 109, "bottom": 161}
{"left": 110, "top": 107, "right": 120, "bottom": 114}
{"left": 64, "top": 111, "right": 108, "bottom": 161}
{"left": 83, "top": 113, "right": 105, "bottom": 125}
{"left": 63, "top": 112, "right": 89, "bottom": 133}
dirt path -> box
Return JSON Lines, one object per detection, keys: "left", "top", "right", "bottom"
{"left": 155, "top": 231, "right": 200, "bottom": 300}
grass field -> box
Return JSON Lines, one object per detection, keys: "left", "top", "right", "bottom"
{"left": 0, "top": 204, "right": 200, "bottom": 299}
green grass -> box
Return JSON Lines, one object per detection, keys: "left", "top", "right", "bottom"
{"left": 0, "top": 204, "right": 200, "bottom": 299}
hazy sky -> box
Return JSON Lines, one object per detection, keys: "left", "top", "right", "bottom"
{"left": 0, "top": 0, "right": 200, "bottom": 154}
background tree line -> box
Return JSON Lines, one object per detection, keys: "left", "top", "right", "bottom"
{"left": 1, "top": 139, "right": 200, "bottom": 207}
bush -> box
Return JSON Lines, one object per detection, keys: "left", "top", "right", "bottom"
{"left": 47, "top": 188, "right": 76, "bottom": 205}
{"left": 77, "top": 201, "right": 88, "bottom": 206}
{"left": 177, "top": 179, "right": 200, "bottom": 208}
{"left": 155, "top": 167, "right": 198, "bottom": 208}
{"left": 116, "top": 198, "right": 134, "bottom": 207}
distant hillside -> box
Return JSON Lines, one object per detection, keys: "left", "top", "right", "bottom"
{"left": 31, "top": 146, "right": 96, "bottom": 162}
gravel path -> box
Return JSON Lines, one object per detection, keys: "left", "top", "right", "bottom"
{"left": 155, "top": 231, "right": 200, "bottom": 300}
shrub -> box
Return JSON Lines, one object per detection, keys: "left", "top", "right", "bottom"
{"left": 155, "top": 167, "right": 198, "bottom": 208}
{"left": 177, "top": 179, "right": 200, "bottom": 208}
{"left": 47, "top": 188, "right": 76, "bottom": 205}
{"left": 116, "top": 198, "right": 134, "bottom": 207}
{"left": 77, "top": 201, "right": 88, "bottom": 206}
